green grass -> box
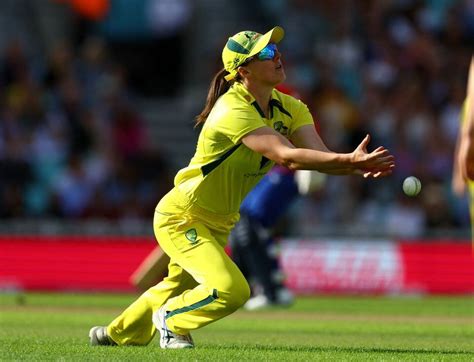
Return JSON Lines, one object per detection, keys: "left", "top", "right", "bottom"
{"left": 0, "top": 292, "right": 473, "bottom": 361}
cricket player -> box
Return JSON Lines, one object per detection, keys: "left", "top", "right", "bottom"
{"left": 89, "top": 26, "right": 395, "bottom": 349}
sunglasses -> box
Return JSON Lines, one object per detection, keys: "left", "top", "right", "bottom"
{"left": 241, "top": 43, "right": 278, "bottom": 66}
{"left": 255, "top": 43, "right": 278, "bottom": 61}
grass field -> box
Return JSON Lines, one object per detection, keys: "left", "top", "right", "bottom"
{"left": 0, "top": 292, "right": 473, "bottom": 361}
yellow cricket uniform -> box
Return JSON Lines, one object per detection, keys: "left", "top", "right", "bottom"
{"left": 107, "top": 82, "right": 314, "bottom": 345}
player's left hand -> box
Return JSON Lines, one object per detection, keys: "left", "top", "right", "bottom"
{"left": 354, "top": 164, "right": 395, "bottom": 178}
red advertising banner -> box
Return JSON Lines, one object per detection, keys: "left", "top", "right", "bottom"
{"left": 281, "top": 239, "right": 473, "bottom": 294}
{"left": 1, "top": 236, "right": 472, "bottom": 294}
{"left": 281, "top": 240, "right": 404, "bottom": 294}
{"left": 0, "top": 236, "right": 156, "bottom": 292}
{"left": 399, "top": 242, "right": 474, "bottom": 294}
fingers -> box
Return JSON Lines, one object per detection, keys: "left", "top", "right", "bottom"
{"left": 365, "top": 148, "right": 395, "bottom": 167}
{"left": 371, "top": 148, "right": 391, "bottom": 158}
{"left": 365, "top": 157, "right": 395, "bottom": 170}
{"left": 358, "top": 134, "right": 370, "bottom": 152}
{"left": 353, "top": 140, "right": 396, "bottom": 174}
{"left": 374, "top": 155, "right": 395, "bottom": 163}
{"left": 372, "top": 146, "right": 388, "bottom": 153}
{"left": 360, "top": 164, "right": 395, "bottom": 178}
{"left": 362, "top": 169, "right": 393, "bottom": 178}
{"left": 363, "top": 171, "right": 382, "bottom": 178}
{"left": 360, "top": 147, "right": 392, "bottom": 163}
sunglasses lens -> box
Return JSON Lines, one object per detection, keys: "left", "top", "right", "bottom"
{"left": 257, "top": 44, "right": 277, "bottom": 61}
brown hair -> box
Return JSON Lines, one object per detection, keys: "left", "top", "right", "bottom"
{"left": 195, "top": 68, "right": 236, "bottom": 126}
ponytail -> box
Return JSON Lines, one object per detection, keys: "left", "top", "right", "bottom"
{"left": 195, "top": 68, "right": 234, "bottom": 126}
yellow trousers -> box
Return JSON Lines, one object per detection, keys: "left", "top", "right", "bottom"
{"left": 107, "top": 191, "right": 250, "bottom": 345}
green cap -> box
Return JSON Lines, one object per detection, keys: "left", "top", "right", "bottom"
{"left": 222, "top": 26, "right": 285, "bottom": 81}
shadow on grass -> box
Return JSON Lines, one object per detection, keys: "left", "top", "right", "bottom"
{"left": 205, "top": 344, "right": 472, "bottom": 355}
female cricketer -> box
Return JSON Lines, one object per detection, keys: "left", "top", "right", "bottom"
{"left": 89, "top": 26, "right": 395, "bottom": 349}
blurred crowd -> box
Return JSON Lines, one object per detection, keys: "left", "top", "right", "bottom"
{"left": 253, "top": 0, "right": 473, "bottom": 237}
{"left": 0, "top": 0, "right": 472, "bottom": 238}
{"left": 0, "top": 36, "right": 173, "bottom": 222}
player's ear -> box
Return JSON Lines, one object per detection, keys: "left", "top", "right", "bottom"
{"left": 237, "top": 66, "right": 250, "bottom": 78}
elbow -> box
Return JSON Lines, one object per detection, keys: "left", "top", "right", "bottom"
{"left": 279, "top": 155, "right": 301, "bottom": 171}
{"left": 272, "top": 146, "right": 308, "bottom": 171}
{"left": 284, "top": 161, "right": 300, "bottom": 172}
{"left": 279, "top": 155, "right": 325, "bottom": 173}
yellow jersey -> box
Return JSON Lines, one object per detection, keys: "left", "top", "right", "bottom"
{"left": 163, "top": 82, "right": 314, "bottom": 218}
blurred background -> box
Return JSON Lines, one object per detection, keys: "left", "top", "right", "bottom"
{"left": 0, "top": 0, "right": 472, "bottom": 241}
{"left": 0, "top": 0, "right": 472, "bottom": 298}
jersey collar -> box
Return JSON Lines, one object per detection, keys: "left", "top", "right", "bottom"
{"left": 232, "top": 82, "right": 257, "bottom": 104}
{"left": 232, "top": 82, "right": 280, "bottom": 118}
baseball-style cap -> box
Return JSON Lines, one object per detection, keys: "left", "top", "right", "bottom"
{"left": 222, "top": 26, "right": 285, "bottom": 81}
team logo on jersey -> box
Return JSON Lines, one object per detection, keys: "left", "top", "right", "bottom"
{"left": 185, "top": 228, "right": 199, "bottom": 244}
{"left": 273, "top": 121, "right": 288, "bottom": 135}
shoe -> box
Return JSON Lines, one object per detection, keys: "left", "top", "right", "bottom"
{"left": 244, "top": 288, "right": 295, "bottom": 311}
{"left": 243, "top": 294, "right": 271, "bottom": 310}
{"left": 89, "top": 326, "right": 116, "bottom": 346}
{"left": 152, "top": 306, "right": 194, "bottom": 349}
{"left": 275, "top": 288, "right": 294, "bottom": 307}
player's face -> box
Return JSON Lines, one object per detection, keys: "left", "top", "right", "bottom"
{"left": 241, "top": 43, "right": 286, "bottom": 86}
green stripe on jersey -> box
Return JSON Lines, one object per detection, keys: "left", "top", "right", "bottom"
{"left": 172, "top": 82, "right": 314, "bottom": 216}
{"left": 201, "top": 144, "right": 241, "bottom": 176}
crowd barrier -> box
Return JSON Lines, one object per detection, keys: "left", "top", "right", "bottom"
{"left": 1, "top": 236, "right": 472, "bottom": 294}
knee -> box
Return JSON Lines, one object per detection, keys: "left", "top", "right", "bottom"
{"left": 219, "top": 278, "right": 251, "bottom": 311}
{"left": 233, "top": 279, "right": 251, "bottom": 307}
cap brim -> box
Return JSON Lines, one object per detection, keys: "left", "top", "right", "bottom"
{"left": 224, "top": 26, "right": 285, "bottom": 81}
{"left": 248, "top": 26, "right": 285, "bottom": 57}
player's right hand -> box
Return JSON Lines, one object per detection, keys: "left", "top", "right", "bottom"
{"left": 350, "top": 134, "right": 395, "bottom": 177}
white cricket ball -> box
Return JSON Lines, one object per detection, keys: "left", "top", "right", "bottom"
{"left": 402, "top": 176, "right": 421, "bottom": 196}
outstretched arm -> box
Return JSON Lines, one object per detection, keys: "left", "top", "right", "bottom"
{"left": 458, "top": 56, "right": 474, "bottom": 181}
{"left": 241, "top": 125, "right": 395, "bottom": 177}
{"left": 289, "top": 124, "right": 394, "bottom": 177}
